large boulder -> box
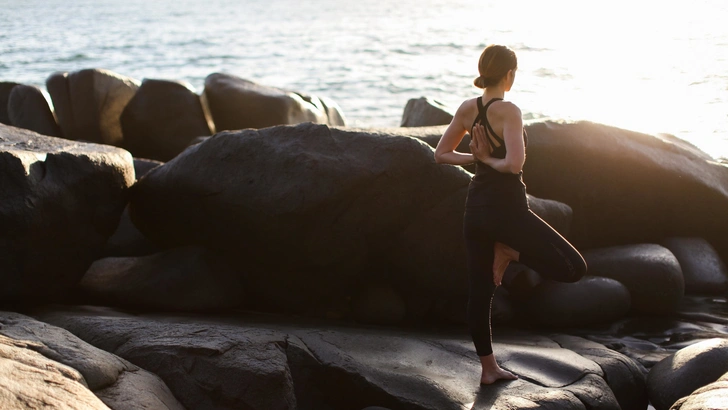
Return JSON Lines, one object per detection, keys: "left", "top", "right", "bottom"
{"left": 0, "top": 81, "right": 20, "bottom": 124}
{"left": 584, "top": 244, "right": 684, "bottom": 314}
{"left": 670, "top": 371, "right": 728, "bottom": 410}
{"left": 6, "top": 84, "right": 61, "bottom": 137}
{"left": 647, "top": 338, "right": 728, "bottom": 410}
{"left": 129, "top": 123, "right": 573, "bottom": 317}
{"left": 46, "top": 68, "right": 139, "bottom": 144}
{"left": 121, "top": 79, "right": 213, "bottom": 161}
{"left": 521, "top": 121, "right": 728, "bottom": 260}
{"left": 661, "top": 237, "right": 728, "bottom": 295}
{"left": 400, "top": 97, "right": 454, "bottom": 127}
{"left": 0, "top": 124, "right": 134, "bottom": 301}
{"left": 203, "top": 73, "right": 345, "bottom": 131}
{"left": 0, "top": 311, "right": 183, "bottom": 410}
{"left": 519, "top": 276, "right": 631, "bottom": 327}
{"left": 78, "top": 246, "right": 244, "bottom": 311}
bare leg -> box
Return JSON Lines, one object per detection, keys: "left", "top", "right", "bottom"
{"left": 492, "top": 242, "right": 520, "bottom": 286}
{"left": 479, "top": 354, "right": 518, "bottom": 385}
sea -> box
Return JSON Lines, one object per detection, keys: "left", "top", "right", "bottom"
{"left": 2, "top": 0, "right": 727, "bottom": 159}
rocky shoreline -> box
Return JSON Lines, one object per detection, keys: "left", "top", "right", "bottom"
{"left": 1, "top": 68, "right": 728, "bottom": 409}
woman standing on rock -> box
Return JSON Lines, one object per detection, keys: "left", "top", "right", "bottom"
{"left": 434, "top": 44, "right": 587, "bottom": 385}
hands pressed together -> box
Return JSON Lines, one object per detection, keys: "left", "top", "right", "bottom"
{"left": 469, "top": 122, "right": 492, "bottom": 163}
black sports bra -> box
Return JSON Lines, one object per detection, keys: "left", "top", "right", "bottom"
{"left": 471, "top": 97, "right": 527, "bottom": 160}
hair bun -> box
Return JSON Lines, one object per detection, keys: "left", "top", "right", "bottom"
{"left": 474, "top": 76, "right": 487, "bottom": 89}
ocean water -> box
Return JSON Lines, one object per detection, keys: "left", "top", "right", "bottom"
{"left": 2, "top": 0, "right": 727, "bottom": 158}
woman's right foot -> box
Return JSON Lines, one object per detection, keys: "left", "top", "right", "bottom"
{"left": 480, "top": 367, "right": 519, "bottom": 385}
{"left": 493, "top": 242, "right": 518, "bottom": 286}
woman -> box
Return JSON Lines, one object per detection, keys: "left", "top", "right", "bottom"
{"left": 434, "top": 44, "right": 587, "bottom": 385}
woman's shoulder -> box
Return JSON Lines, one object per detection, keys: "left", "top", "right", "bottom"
{"left": 491, "top": 100, "right": 522, "bottom": 118}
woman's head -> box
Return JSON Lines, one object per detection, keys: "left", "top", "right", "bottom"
{"left": 474, "top": 45, "right": 517, "bottom": 89}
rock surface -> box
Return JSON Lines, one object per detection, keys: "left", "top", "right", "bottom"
{"left": 584, "top": 244, "right": 684, "bottom": 314}
{"left": 661, "top": 237, "right": 728, "bottom": 295}
{"left": 521, "top": 121, "right": 728, "bottom": 260}
{"left": 0, "top": 311, "right": 183, "bottom": 410}
{"left": 0, "top": 81, "right": 20, "bottom": 125}
{"left": 33, "top": 306, "right": 643, "bottom": 410}
{"left": 670, "top": 371, "right": 728, "bottom": 410}
{"left": 128, "top": 123, "right": 573, "bottom": 320}
{"left": 121, "top": 79, "right": 212, "bottom": 161}
{"left": 7, "top": 84, "right": 61, "bottom": 137}
{"left": 203, "top": 73, "right": 345, "bottom": 131}
{"left": 46, "top": 68, "right": 139, "bottom": 144}
{"left": 78, "top": 246, "right": 244, "bottom": 311}
{"left": 400, "top": 97, "right": 454, "bottom": 127}
{"left": 647, "top": 338, "right": 728, "bottom": 410}
{"left": 0, "top": 124, "right": 134, "bottom": 301}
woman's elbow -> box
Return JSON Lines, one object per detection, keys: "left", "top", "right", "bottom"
{"left": 434, "top": 151, "right": 445, "bottom": 164}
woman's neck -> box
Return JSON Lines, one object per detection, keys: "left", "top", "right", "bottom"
{"left": 483, "top": 86, "right": 506, "bottom": 100}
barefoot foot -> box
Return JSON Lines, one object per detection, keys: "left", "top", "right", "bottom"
{"left": 492, "top": 242, "right": 518, "bottom": 286}
{"left": 480, "top": 367, "right": 519, "bottom": 385}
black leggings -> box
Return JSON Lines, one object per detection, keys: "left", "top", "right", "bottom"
{"left": 463, "top": 205, "right": 587, "bottom": 357}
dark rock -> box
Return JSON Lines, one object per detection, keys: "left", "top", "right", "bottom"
{"left": 520, "top": 276, "right": 631, "bottom": 327}
{"left": 584, "top": 244, "right": 684, "bottom": 314}
{"left": 0, "top": 81, "right": 20, "bottom": 124}
{"left": 203, "top": 72, "right": 346, "bottom": 131}
{"left": 352, "top": 284, "right": 406, "bottom": 325}
{"left": 400, "top": 97, "right": 454, "bottom": 127}
{"left": 103, "top": 205, "right": 159, "bottom": 257}
{"left": 133, "top": 157, "right": 163, "bottom": 179}
{"left": 551, "top": 334, "right": 649, "bottom": 410}
{"left": 121, "top": 79, "right": 213, "bottom": 161}
{"left": 661, "top": 237, "right": 728, "bottom": 295}
{"left": 521, "top": 121, "right": 728, "bottom": 260}
{"left": 128, "top": 123, "right": 572, "bottom": 318}
{"left": 647, "top": 338, "right": 728, "bottom": 410}
{"left": 78, "top": 246, "right": 244, "bottom": 311}
{"left": 670, "top": 371, "right": 728, "bottom": 410}
{"left": 46, "top": 68, "right": 139, "bottom": 144}
{"left": 7, "top": 84, "right": 61, "bottom": 137}
{"left": 0, "top": 311, "right": 183, "bottom": 409}
{"left": 0, "top": 124, "right": 134, "bottom": 301}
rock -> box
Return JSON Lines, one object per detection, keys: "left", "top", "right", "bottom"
{"left": 670, "top": 371, "right": 728, "bottom": 410}
{"left": 78, "top": 246, "right": 244, "bottom": 311}
{"left": 0, "top": 311, "right": 183, "bottom": 410}
{"left": 584, "top": 244, "right": 684, "bottom": 314}
{"left": 520, "top": 276, "right": 631, "bottom": 327}
{"left": 120, "top": 79, "right": 213, "bottom": 161}
{"left": 7, "top": 84, "right": 61, "bottom": 137}
{"left": 37, "top": 306, "right": 630, "bottom": 410}
{"left": 352, "top": 284, "right": 407, "bottom": 325}
{"left": 102, "top": 206, "right": 159, "bottom": 257}
{"left": 0, "top": 81, "right": 20, "bottom": 124}
{"left": 203, "top": 72, "right": 346, "bottom": 131}
{"left": 400, "top": 97, "right": 454, "bottom": 127}
{"left": 46, "top": 68, "right": 139, "bottom": 144}
{"left": 0, "top": 124, "right": 134, "bottom": 301}
{"left": 661, "top": 237, "right": 728, "bottom": 295}
{"left": 128, "top": 123, "right": 571, "bottom": 317}
{"left": 647, "top": 338, "right": 728, "bottom": 410}
{"left": 551, "top": 334, "right": 649, "bottom": 410}
{"left": 133, "top": 157, "right": 164, "bottom": 179}
{"left": 521, "top": 121, "right": 728, "bottom": 260}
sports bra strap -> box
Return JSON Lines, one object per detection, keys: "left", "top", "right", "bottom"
{"left": 475, "top": 97, "right": 505, "bottom": 148}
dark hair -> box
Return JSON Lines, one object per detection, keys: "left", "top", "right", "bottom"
{"left": 473, "top": 45, "right": 517, "bottom": 89}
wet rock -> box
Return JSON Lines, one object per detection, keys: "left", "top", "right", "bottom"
{"left": 584, "top": 244, "right": 684, "bottom": 314}
{"left": 203, "top": 73, "right": 345, "bottom": 131}
{"left": 552, "top": 334, "right": 649, "bottom": 410}
{"left": 0, "top": 311, "right": 183, "bottom": 410}
{"left": 521, "top": 121, "right": 728, "bottom": 260}
{"left": 78, "top": 246, "right": 244, "bottom": 311}
{"left": 670, "top": 371, "right": 728, "bottom": 410}
{"left": 0, "top": 81, "right": 20, "bottom": 124}
{"left": 121, "top": 79, "right": 212, "bottom": 161}
{"left": 0, "top": 124, "right": 134, "bottom": 301}
{"left": 661, "top": 237, "right": 728, "bottom": 295}
{"left": 401, "top": 97, "right": 454, "bottom": 127}
{"left": 128, "top": 123, "right": 570, "bottom": 318}
{"left": 520, "top": 276, "right": 631, "bottom": 327}
{"left": 47, "top": 68, "right": 139, "bottom": 144}
{"left": 647, "top": 338, "right": 728, "bottom": 410}
{"left": 7, "top": 84, "right": 61, "bottom": 137}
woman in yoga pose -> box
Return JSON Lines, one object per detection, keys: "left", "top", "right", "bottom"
{"left": 434, "top": 44, "right": 587, "bottom": 385}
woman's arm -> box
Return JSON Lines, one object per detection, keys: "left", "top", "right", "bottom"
{"left": 434, "top": 102, "right": 477, "bottom": 166}
{"left": 472, "top": 103, "right": 525, "bottom": 174}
